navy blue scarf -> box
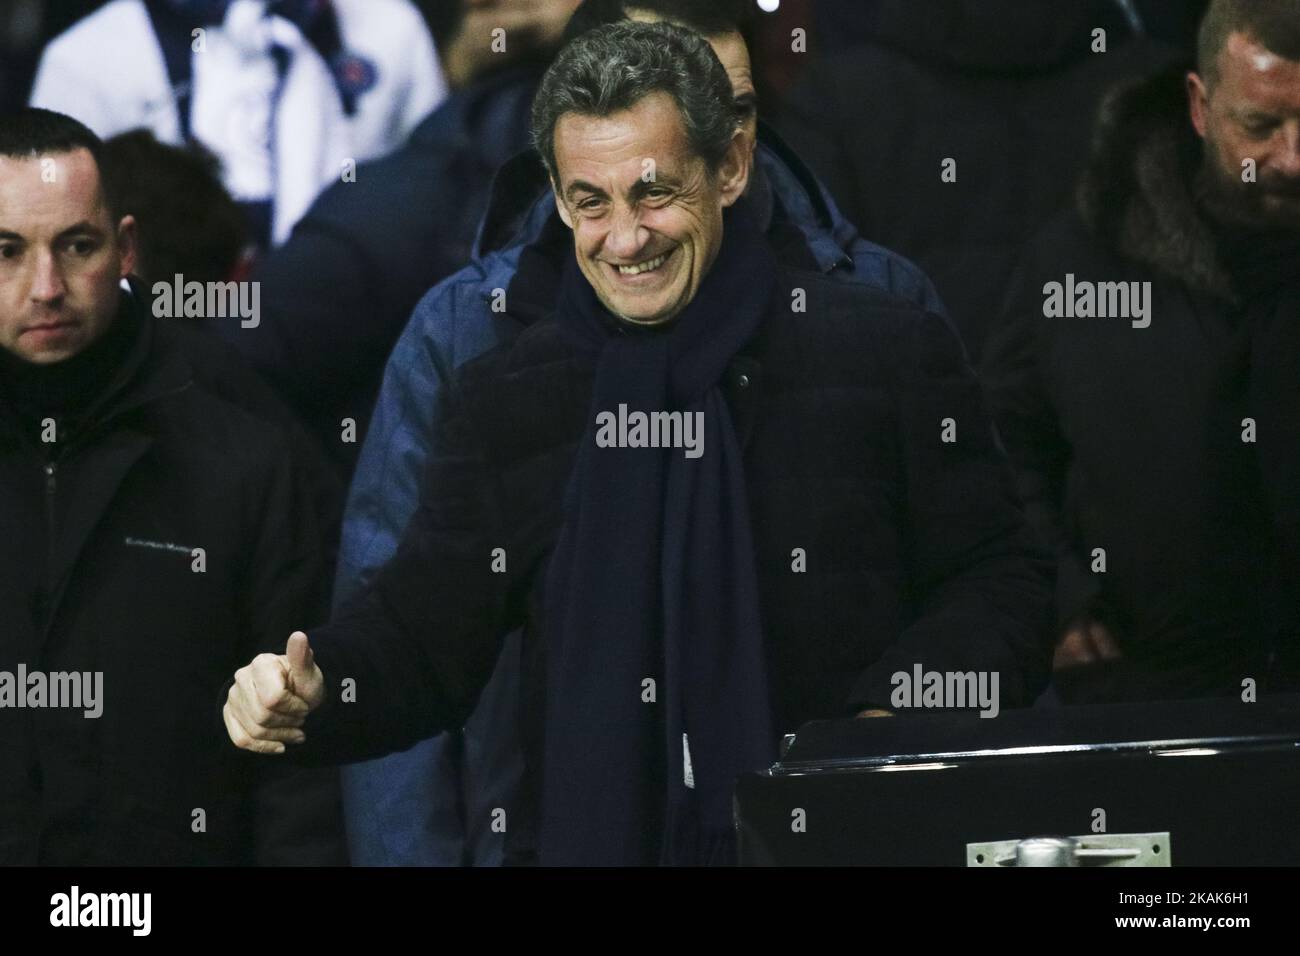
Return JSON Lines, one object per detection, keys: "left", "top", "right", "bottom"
{"left": 541, "top": 196, "right": 779, "bottom": 866}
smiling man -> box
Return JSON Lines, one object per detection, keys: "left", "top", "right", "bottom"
{"left": 549, "top": 87, "right": 742, "bottom": 325}
{"left": 330, "top": 0, "right": 947, "bottom": 869}
{"left": 223, "top": 21, "right": 1054, "bottom": 866}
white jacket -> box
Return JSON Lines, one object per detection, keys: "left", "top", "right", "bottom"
{"left": 30, "top": 0, "right": 446, "bottom": 245}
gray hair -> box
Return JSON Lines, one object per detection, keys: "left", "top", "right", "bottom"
{"left": 530, "top": 20, "right": 741, "bottom": 184}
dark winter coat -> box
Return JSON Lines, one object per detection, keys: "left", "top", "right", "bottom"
{"left": 290, "top": 238, "right": 1055, "bottom": 863}
{"left": 333, "top": 120, "right": 949, "bottom": 866}
{"left": 0, "top": 287, "right": 345, "bottom": 865}
{"left": 776, "top": 0, "right": 1181, "bottom": 358}
{"left": 219, "top": 65, "right": 541, "bottom": 477}
{"left": 981, "top": 68, "right": 1300, "bottom": 704}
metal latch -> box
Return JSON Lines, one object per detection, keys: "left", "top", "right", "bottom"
{"left": 966, "top": 833, "right": 1170, "bottom": 867}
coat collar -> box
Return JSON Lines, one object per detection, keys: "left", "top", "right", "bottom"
{"left": 81, "top": 280, "right": 194, "bottom": 437}
{"left": 0, "top": 281, "right": 193, "bottom": 455}
{"left": 1077, "top": 66, "right": 1236, "bottom": 303}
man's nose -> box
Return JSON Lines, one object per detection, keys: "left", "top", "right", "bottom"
{"left": 1268, "top": 122, "right": 1300, "bottom": 177}
{"left": 604, "top": 204, "right": 647, "bottom": 261}
{"left": 29, "top": 250, "right": 66, "bottom": 304}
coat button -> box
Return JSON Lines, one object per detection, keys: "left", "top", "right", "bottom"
{"left": 737, "top": 373, "right": 751, "bottom": 388}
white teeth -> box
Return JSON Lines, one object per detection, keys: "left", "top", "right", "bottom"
{"left": 617, "top": 252, "right": 668, "bottom": 275}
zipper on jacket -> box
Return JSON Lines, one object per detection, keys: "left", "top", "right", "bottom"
{"left": 44, "top": 460, "right": 57, "bottom": 537}
{"left": 33, "top": 378, "right": 192, "bottom": 640}
{"left": 43, "top": 459, "right": 58, "bottom": 625}
{"left": 13, "top": 317, "right": 193, "bottom": 638}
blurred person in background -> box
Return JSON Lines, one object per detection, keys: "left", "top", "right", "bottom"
{"left": 0, "top": 0, "right": 45, "bottom": 113}
{"left": 983, "top": 0, "right": 1300, "bottom": 704}
{"left": 29, "top": 0, "right": 444, "bottom": 247}
{"left": 100, "top": 129, "right": 249, "bottom": 287}
{"left": 808, "top": 1, "right": 1211, "bottom": 58}
{"left": 1, "top": 0, "right": 104, "bottom": 113}
{"left": 778, "top": 0, "right": 1181, "bottom": 360}
{"left": 217, "top": 0, "right": 579, "bottom": 480}
{"left": 435, "top": 0, "right": 578, "bottom": 90}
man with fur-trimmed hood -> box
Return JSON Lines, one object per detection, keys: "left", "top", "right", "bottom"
{"left": 984, "top": 0, "right": 1300, "bottom": 705}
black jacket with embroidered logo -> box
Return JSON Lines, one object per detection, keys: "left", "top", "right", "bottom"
{"left": 0, "top": 285, "right": 345, "bottom": 865}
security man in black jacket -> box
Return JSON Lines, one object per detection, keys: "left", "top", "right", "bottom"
{"left": 0, "top": 108, "right": 345, "bottom": 865}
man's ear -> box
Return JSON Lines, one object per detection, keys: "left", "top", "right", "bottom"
{"left": 1187, "top": 70, "right": 1210, "bottom": 140}
{"left": 116, "top": 214, "right": 138, "bottom": 279}
{"left": 716, "top": 129, "right": 751, "bottom": 208}
{"left": 552, "top": 181, "right": 574, "bottom": 229}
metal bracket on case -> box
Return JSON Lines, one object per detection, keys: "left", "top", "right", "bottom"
{"left": 966, "top": 833, "right": 1171, "bottom": 867}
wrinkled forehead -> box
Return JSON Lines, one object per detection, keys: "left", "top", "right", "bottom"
{"left": 553, "top": 91, "right": 703, "bottom": 192}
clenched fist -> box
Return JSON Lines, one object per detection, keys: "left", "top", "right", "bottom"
{"left": 224, "top": 632, "right": 325, "bottom": 754}
{"left": 1054, "top": 617, "right": 1121, "bottom": 671}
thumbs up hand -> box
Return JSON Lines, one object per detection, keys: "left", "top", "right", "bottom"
{"left": 224, "top": 632, "right": 326, "bottom": 754}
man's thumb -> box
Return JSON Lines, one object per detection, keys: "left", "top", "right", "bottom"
{"left": 285, "top": 630, "right": 315, "bottom": 679}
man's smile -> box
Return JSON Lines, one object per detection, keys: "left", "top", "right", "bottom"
{"left": 606, "top": 246, "right": 677, "bottom": 283}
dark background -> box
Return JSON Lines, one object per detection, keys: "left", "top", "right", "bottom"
{"left": 0, "top": 0, "right": 1211, "bottom": 115}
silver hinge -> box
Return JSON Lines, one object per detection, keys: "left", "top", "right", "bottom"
{"left": 967, "top": 833, "right": 1170, "bottom": 867}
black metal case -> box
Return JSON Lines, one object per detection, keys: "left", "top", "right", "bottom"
{"left": 735, "top": 694, "right": 1300, "bottom": 865}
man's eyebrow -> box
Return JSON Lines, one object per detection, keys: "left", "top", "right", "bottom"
{"left": 55, "top": 220, "right": 106, "bottom": 240}
{"left": 1232, "top": 108, "right": 1279, "bottom": 123}
{"left": 628, "top": 173, "right": 681, "bottom": 199}
{"left": 565, "top": 180, "right": 609, "bottom": 201}
{"left": 565, "top": 175, "right": 683, "bottom": 203}
{"left": 0, "top": 230, "right": 23, "bottom": 241}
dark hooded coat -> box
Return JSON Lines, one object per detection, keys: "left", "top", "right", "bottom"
{"left": 982, "top": 68, "right": 1300, "bottom": 703}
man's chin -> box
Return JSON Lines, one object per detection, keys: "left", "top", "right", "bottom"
{"left": 594, "top": 287, "right": 674, "bottom": 326}
{"left": 25, "top": 347, "right": 80, "bottom": 365}
{"left": 13, "top": 330, "right": 89, "bottom": 365}
{"left": 10, "top": 346, "right": 73, "bottom": 366}
{"left": 1259, "top": 196, "right": 1300, "bottom": 228}
{"left": 615, "top": 307, "right": 677, "bottom": 327}
{"left": 1198, "top": 163, "right": 1300, "bottom": 232}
